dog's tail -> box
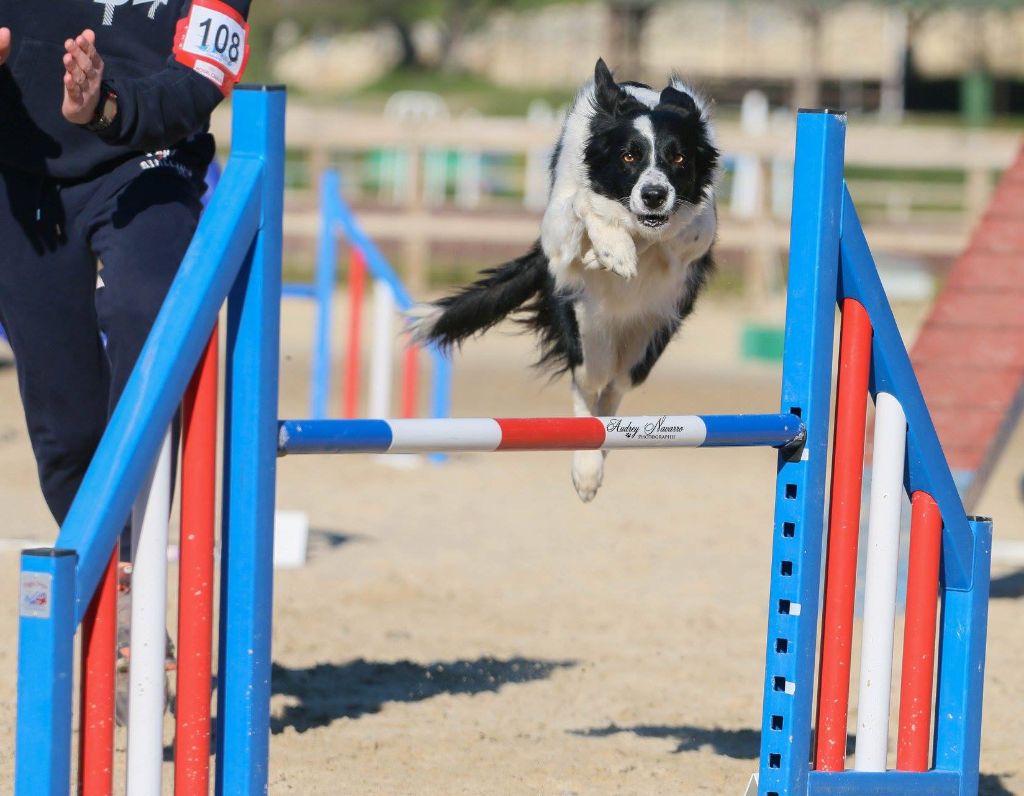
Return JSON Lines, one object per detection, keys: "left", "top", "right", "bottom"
{"left": 408, "top": 242, "right": 549, "bottom": 351}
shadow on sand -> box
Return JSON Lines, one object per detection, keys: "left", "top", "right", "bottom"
{"left": 571, "top": 724, "right": 855, "bottom": 761}
{"left": 573, "top": 726, "right": 1016, "bottom": 794}
{"left": 979, "top": 773, "right": 1017, "bottom": 795}
{"left": 270, "top": 656, "right": 575, "bottom": 734}
{"left": 990, "top": 567, "right": 1024, "bottom": 600}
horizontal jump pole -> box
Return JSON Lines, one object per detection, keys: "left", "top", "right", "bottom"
{"left": 278, "top": 414, "right": 804, "bottom": 455}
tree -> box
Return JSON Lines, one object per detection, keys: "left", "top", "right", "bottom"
{"left": 246, "top": 0, "right": 565, "bottom": 79}
{"left": 778, "top": 0, "right": 1015, "bottom": 117}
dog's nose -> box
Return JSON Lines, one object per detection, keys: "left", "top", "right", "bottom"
{"left": 641, "top": 185, "right": 668, "bottom": 209}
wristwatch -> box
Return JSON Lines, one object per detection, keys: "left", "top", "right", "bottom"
{"left": 83, "top": 83, "right": 118, "bottom": 133}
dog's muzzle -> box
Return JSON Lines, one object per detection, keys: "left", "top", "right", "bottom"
{"left": 641, "top": 184, "right": 669, "bottom": 210}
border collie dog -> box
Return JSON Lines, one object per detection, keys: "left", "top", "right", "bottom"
{"left": 411, "top": 59, "right": 719, "bottom": 502}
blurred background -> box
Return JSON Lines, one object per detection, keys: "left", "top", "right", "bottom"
{"left": 210, "top": 0, "right": 1023, "bottom": 354}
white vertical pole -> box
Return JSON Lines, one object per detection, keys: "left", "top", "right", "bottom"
{"left": 126, "top": 429, "right": 172, "bottom": 795}
{"left": 855, "top": 392, "right": 907, "bottom": 772}
{"left": 368, "top": 281, "right": 395, "bottom": 419}
{"left": 524, "top": 99, "right": 554, "bottom": 210}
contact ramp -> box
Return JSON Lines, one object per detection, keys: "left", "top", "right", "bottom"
{"left": 910, "top": 143, "right": 1024, "bottom": 507}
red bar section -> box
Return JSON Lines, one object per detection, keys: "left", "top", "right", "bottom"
{"left": 175, "top": 325, "right": 219, "bottom": 796}
{"left": 79, "top": 547, "right": 117, "bottom": 796}
{"left": 496, "top": 417, "right": 606, "bottom": 450}
{"left": 896, "top": 491, "right": 943, "bottom": 771}
{"left": 814, "top": 298, "right": 872, "bottom": 771}
{"left": 342, "top": 248, "right": 366, "bottom": 419}
{"left": 401, "top": 342, "right": 419, "bottom": 418}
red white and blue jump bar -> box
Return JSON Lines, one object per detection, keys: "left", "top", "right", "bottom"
{"left": 278, "top": 414, "right": 804, "bottom": 455}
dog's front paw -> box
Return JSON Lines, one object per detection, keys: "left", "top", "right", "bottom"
{"left": 589, "top": 241, "right": 637, "bottom": 280}
{"left": 572, "top": 450, "right": 605, "bottom": 503}
{"left": 584, "top": 217, "right": 638, "bottom": 280}
{"left": 601, "top": 249, "right": 638, "bottom": 280}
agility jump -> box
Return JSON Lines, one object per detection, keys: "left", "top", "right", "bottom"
{"left": 15, "top": 88, "right": 992, "bottom": 796}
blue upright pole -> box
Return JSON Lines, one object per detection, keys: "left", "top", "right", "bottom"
{"left": 310, "top": 171, "right": 339, "bottom": 420}
{"left": 933, "top": 515, "right": 993, "bottom": 796}
{"left": 215, "top": 85, "right": 286, "bottom": 796}
{"left": 15, "top": 549, "right": 77, "bottom": 796}
{"left": 758, "top": 109, "right": 846, "bottom": 796}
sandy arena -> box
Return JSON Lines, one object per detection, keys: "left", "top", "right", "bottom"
{"left": 0, "top": 293, "right": 1021, "bottom": 794}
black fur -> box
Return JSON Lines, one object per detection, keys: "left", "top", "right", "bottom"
{"left": 418, "top": 243, "right": 582, "bottom": 374}
{"left": 517, "top": 272, "right": 583, "bottom": 375}
{"left": 593, "top": 59, "right": 647, "bottom": 119}
{"left": 585, "top": 84, "right": 719, "bottom": 213}
{"left": 628, "top": 249, "right": 714, "bottom": 386}
{"left": 414, "top": 59, "right": 717, "bottom": 391}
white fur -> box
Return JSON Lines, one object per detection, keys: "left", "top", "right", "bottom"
{"left": 629, "top": 116, "right": 674, "bottom": 216}
{"left": 539, "top": 71, "right": 718, "bottom": 502}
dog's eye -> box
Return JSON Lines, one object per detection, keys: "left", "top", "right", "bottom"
{"left": 672, "top": 153, "right": 685, "bottom": 166}
{"left": 622, "top": 152, "right": 637, "bottom": 163}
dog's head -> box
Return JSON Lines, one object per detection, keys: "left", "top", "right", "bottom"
{"left": 583, "top": 59, "right": 718, "bottom": 234}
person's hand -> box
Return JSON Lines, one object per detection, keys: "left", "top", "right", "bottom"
{"left": 0, "top": 27, "right": 11, "bottom": 66}
{"left": 62, "top": 29, "right": 105, "bottom": 125}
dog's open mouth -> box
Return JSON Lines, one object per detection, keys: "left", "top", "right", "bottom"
{"left": 637, "top": 213, "right": 670, "bottom": 228}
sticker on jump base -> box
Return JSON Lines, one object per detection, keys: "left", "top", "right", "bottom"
{"left": 174, "top": 0, "right": 249, "bottom": 94}
{"left": 603, "top": 416, "right": 706, "bottom": 447}
{"left": 20, "top": 572, "right": 53, "bottom": 619}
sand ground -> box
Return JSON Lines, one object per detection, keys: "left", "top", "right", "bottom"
{"left": 0, "top": 293, "right": 1020, "bottom": 795}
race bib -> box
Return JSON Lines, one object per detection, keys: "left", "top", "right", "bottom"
{"left": 174, "top": 0, "right": 249, "bottom": 95}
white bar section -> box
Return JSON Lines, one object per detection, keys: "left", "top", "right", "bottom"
{"left": 993, "top": 540, "right": 1024, "bottom": 566}
{"left": 387, "top": 418, "right": 502, "bottom": 452}
{"left": 368, "top": 281, "right": 395, "bottom": 419}
{"left": 126, "top": 429, "right": 172, "bottom": 796}
{"left": 600, "top": 416, "right": 708, "bottom": 448}
{"left": 854, "top": 392, "right": 907, "bottom": 772}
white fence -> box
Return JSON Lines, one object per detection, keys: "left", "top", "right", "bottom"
{"left": 211, "top": 101, "right": 1021, "bottom": 293}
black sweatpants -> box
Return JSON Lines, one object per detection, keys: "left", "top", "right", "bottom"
{"left": 0, "top": 152, "right": 206, "bottom": 527}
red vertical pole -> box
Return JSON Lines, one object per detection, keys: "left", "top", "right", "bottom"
{"left": 896, "top": 491, "right": 942, "bottom": 771}
{"left": 175, "top": 325, "right": 219, "bottom": 796}
{"left": 342, "top": 248, "right": 366, "bottom": 419}
{"left": 814, "top": 298, "right": 872, "bottom": 771}
{"left": 401, "top": 341, "right": 419, "bottom": 418}
{"left": 79, "top": 547, "right": 117, "bottom": 796}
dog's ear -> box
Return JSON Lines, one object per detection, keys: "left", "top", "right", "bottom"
{"left": 592, "top": 58, "right": 643, "bottom": 117}
{"left": 657, "top": 85, "right": 699, "bottom": 118}
{"left": 593, "top": 58, "right": 619, "bottom": 112}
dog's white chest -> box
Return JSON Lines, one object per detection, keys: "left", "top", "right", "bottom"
{"left": 575, "top": 201, "right": 715, "bottom": 326}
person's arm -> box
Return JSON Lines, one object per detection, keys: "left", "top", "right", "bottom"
{"left": 0, "top": 27, "right": 10, "bottom": 66}
{"left": 62, "top": 0, "right": 250, "bottom": 151}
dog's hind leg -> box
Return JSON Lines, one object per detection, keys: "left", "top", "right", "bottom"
{"left": 571, "top": 378, "right": 624, "bottom": 502}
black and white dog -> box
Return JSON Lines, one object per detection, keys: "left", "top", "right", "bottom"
{"left": 411, "top": 59, "right": 719, "bottom": 501}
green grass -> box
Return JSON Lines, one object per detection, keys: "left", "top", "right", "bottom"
{"left": 845, "top": 165, "right": 966, "bottom": 184}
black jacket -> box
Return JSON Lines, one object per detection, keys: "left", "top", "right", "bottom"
{"left": 0, "top": 0, "right": 250, "bottom": 179}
